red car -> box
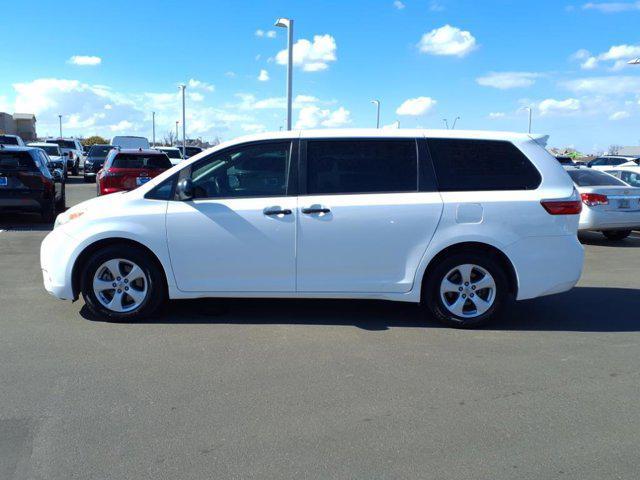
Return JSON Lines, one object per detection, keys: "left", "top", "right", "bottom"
{"left": 97, "top": 149, "right": 173, "bottom": 196}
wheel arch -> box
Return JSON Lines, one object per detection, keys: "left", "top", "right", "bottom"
{"left": 71, "top": 237, "right": 169, "bottom": 300}
{"left": 418, "top": 241, "right": 518, "bottom": 302}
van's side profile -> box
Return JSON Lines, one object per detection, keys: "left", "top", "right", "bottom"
{"left": 41, "top": 129, "right": 584, "bottom": 328}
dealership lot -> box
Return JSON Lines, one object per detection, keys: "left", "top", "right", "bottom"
{"left": 1, "top": 179, "right": 640, "bottom": 480}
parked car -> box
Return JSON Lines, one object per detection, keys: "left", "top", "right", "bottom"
{"left": 96, "top": 148, "right": 173, "bottom": 196}
{"left": 604, "top": 166, "right": 640, "bottom": 187}
{"left": 555, "top": 155, "right": 576, "bottom": 166}
{"left": 28, "top": 142, "right": 68, "bottom": 174}
{"left": 154, "top": 146, "right": 184, "bottom": 165}
{"left": 110, "top": 136, "right": 150, "bottom": 150}
{"left": 181, "top": 146, "right": 203, "bottom": 159}
{"left": 0, "top": 134, "right": 25, "bottom": 146}
{"left": 587, "top": 155, "right": 638, "bottom": 171}
{"left": 83, "top": 144, "right": 113, "bottom": 182}
{"left": 42, "top": 129, "right": 584, "bottom": 328}
{"left": 46, "top": 138, "right": 84, "bottom": 175}
{"left": 0, "top": 145, "right": 65, "bottom": 222}
{"left": 566, "top": 166, "right": 640, "bottom": 240}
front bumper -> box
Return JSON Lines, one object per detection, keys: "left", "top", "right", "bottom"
{"left": 40, "top": 227, "right": 77, "bottom": 300}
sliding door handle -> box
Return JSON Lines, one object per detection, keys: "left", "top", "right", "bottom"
{"left": 301, "top": 205, "right": 331, "bottom": 214}
{"left": 263, "top": 207, "right": 292, "bottom": 216}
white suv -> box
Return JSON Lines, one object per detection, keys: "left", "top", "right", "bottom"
{"left": 41, "top": 129, "right": 584, "bottom": 328}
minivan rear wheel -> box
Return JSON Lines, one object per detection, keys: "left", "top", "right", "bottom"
{"left": 80, "top": 245, "right": 166, "bottom": 321}
{"left": 425, "top": 253, "right": 509, "bottom": 328}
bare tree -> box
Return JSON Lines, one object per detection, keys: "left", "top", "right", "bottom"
{"left": 163, "top": 130, "right": 177, "bottom": 147}
{"left": 608, "top": 144, "right": 621, "bottom": 155}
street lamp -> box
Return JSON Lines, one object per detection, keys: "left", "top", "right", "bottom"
{"left": 275, "top": 17, "right": 294, "bottom": 130}
{"left": 152, "top": 111, "right": 156, "bottom": 147}
{"left": 452, "top": 116, "right": 460, "bottom": 130}
{"left": 175, "top": 121, "right": 179, "bottom": 147}
{"left": 58, "top": 114, "right": 62, "bottom": 137}
{"left": 628, "top": 58, "right": 640, "bottom": 65}
{"left": 371, "top": 100, "right": 380, "bottom": 128}
{"left": 526, "top": 107, "right": 532, "bottom": 134}
{"left": 179, "top": 84, "right": 186, "bottom": 158}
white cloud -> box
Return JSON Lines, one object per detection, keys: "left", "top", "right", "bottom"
{"left": 189, "top": 92, "right": 204, "bottom": 102}
{"left": 276, "top": 34, "right": 337, "bottom": 72}
{"left": 476, "top": 72, "right": 541, "bottom": 89}
{"left": 393, "top": 0, "right": 406, "bottom": 9}
{"left": 295, "top": 105, "right": 351, "bottom": 129}
{"left": 294, "top": 94, "right": 320, "bottom": 104}
{"left": 562, "top": 76, "right": 640, "bottom": 95}
{"left": 255, "top": 29, "right": 265, "bottom": 37}
{"left": 258, "top": 69, "right": 270, "bottom": 82}
{"left": 235, "top": 93, "right": 324, "bottom": 111}
{"left": 609, "top": 110, "right": 630, "bottom": 120}
{"left": 188, "top": 79, "right": 214, "bottom": 91}
{"left": 241, "top": 123, "right": 267, "bottom": 132}
{"left": 225, "top": 71, "right": 236, "bottom": 78}
{"left": 266, "top": 30, "right": 276, "bottom": 38}
{"left": 488, "top": 112, "right": 506, "bottom": 119}
{"left": 537, "top": 98, "right": 582, "bottom": 116}
{"left": 583, "top": 1, "right": 640, "bottom": 12}
{"left": 572, "top": 44, "right": 640, "bottom": 70}
{"left": 255, "top": 29, "right": 276, "bottom": 38}
{"left": 417, "top": 25, "right": 477, "bottom": 57}
{"left": 396, "top": 96, "right": 437, "bottom": 116}
{"left": 68, "top": 55, "right": 102, "bottom": 66}
{"left": 109, "top": 120, "right": 134, "bottom": 132}
{"left": 429, "top": 1, "right": 445, "bottom": 11}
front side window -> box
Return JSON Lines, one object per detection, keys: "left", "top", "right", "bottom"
{"left": 427, "top": 139, "right": 542, "bottom": 191}
{"left": 306, "top": 140, "right": 417, "bottom": 195}
{"left": 190, "top": 142, "right": 291, "bottom": 199}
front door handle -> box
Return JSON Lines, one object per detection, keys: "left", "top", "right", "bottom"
{"left": 263, "top": 206, "right": 292, "bottom": 216}
{"left": 301, "top": 205, "right": 331, "bottom": 214}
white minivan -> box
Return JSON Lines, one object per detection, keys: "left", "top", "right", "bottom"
{"left": 41, "top": 129, "right": 584, "bottom": 328}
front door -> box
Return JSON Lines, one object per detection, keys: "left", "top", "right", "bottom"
{"left": 166, "top": 141, "right": 297, "bottom": 292}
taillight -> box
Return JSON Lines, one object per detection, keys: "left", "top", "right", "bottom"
{"left": 580, "top": 193, "right": 609, "bottom": 207}
{"left": 541, "top": 200, "right": 583, "bottom": 215}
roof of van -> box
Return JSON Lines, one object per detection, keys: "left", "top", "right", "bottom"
{"left": 217, "top": 129, "right": 543, "bottom": 147}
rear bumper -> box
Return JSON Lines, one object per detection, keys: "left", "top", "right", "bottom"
{"left": 579, "top": 208, "right": 640, "bottom": 231}
{"left": 505, "top": 235, "right": 584, "bottom": 301}
{"left": 0, "top": 192, "right": 44, "bottom": 211}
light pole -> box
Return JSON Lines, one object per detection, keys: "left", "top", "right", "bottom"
{"left": 152, "top": 111, "right": 156, "bottom": 147}
{"left": 526, "top": 107, "right": 532, "bottom": 133}
{"left": 175, "top": 121, "right": 179, "bottom": 147}
{"left": 58, "top": 115, "right": 62, "bottom": 137}
{"left": 452, "top": 116, "right": 460, "bottom": 130}
{"left": 180, "top": 84, "right": 186, "bottom": 158}
{"left": 371, "top": 100, "right": 380, "bottom": 128}
{"left": 275, "top": 18, "right": 294, "bottom": 130}
{"left": 628, "top": 58, "right": 640, "bottom": 65}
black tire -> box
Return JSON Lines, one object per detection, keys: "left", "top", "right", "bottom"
{"left": 72, "top": 162, "right": 79, "bottom": 176}
{"left": 55, "top": 185, "right": 66, "bottom": 211}
{"left": 41, "top": 200, "right": 56, "bottom": 223}
{"left": 602, "top": 230, "right": 631, "bottom": 241}
{"left": 80, "top": 245, "right": 166, "bottom": 321}
{"left": 83, "top": 175, "right": 90, "bottom": 183}
{"left": 424, "top": 252, "right": 510, "bottom": 329}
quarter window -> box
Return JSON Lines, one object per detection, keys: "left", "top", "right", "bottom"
{"left": 427, "top": 139, "right": 541, "bottom": 191}
{"left": 306, "top": 140, "right": 417, "bottom": 195}
{"left": 190, "top": 142, "right": 291, "bottom": 199}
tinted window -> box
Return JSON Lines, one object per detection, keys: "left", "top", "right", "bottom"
{"left": 567, "top": 169, "right": 627, "bottom": 187}
{"left": 0, "top": 151, "right": 37, "bottom": 170}
{"left": 185, "top": 147, "right": 202, "bottom": 157}
{"left": 146, "top": 176, "right": 176, "bottom": 200}
{"left": 48, "top": 139, "right": 77, "bottom": 149}
{"left": 427, "top": 139, "right": 541, "bottom": 191}
{"left": 620, "top": 171, "right": 640, "bottom": 187}
{"left": 88, "top": 145, "right": 113, "bottom": 157}
{"left": 160, "top": 149, "right": 182, "bottom": 159}
{"left": 112, "top": 153, "right": 172, "bottom": 169}
{"left": 191, "top": 142, "right": 291, "bottom": 199}
{"left": 0, "top": 135, "right": 20, "bottom": 145}
{"left": 306, "top": 140, "right": 417, "bottom": 195}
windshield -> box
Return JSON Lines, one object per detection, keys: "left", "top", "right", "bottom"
{"left": 0, "top": 135, "right": 20, "bottom": 145}
{"left": 112, "top": 153, "right": 172, "bottom": 169}
{"left": 0, "top": 151, "right": 36, "bottom": 170}
{"left": 88, "top": 145, "right": 113, "bottom": 158}
{"left": 160, "top": 149, "right": 182, "bottom": 159}
{"left": 48, "top": 139, "right": 77, "bottom": 149}
{"left": 38, "top": 145, "right": 60, "bottom": 156}
{"left": 568, "top": 169, "right": 627, "bottom": 187}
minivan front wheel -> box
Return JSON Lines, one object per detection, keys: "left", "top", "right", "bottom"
{"left": 80, "top": 245, "right": 165, "bottom": 321}
{"left": 425, "top": 253, "right": 509, "bottom": 328}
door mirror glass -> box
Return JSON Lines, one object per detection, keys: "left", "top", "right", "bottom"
{"left": 51, "top": 169, "right": 63, "bottom": 182}
{"left": 176, "top": 177, "right": 194, "bottom": 200}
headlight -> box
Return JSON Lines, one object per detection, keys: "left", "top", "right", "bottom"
{"left": 54, "top": 207, "right": 87, "bottom": 229}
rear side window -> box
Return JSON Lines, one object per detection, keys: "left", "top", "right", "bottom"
{"left": 112, "top": 153, "right": 172, "bottom": 169}
{"left": 427, "top": 139, "right": 542, "bottom": 191}
{"left": 567, "top": 169, "right": 627, "bottom": 187}
{"left": 0, "top": 135, "right": 19, "bottom": 145}
{"left": 306, "top": 140, "right": 417, "bottom": 195}
{"left": 49, "top": 139, "right": 77, "bottom": 149}
{"left": 0, "top": 151, "right": 37, "bottom": 170}
{"left": 88, "top": 145, "right": 113, "bottom": 157}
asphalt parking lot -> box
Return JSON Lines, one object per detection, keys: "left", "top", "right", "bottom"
{"left": 1, "top": 178, "right": 640, "bottom": 480}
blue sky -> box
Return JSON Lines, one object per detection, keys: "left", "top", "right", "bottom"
{"left": 2, "top": 0, "right": 640, "bottom": 153}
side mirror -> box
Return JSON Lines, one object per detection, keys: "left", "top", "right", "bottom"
{"left": 62, "top": 152, "right": 69, "bottom": 156}
{"left": 176, "top": 177, "right": 194, "bottom": 201}
{"left": 52, "top": 169, "right": 63, "bottom": 182}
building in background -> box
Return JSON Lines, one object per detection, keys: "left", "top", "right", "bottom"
{"left": 0, "top": 112, "right": 37, "bottom": 141}
{"left": 617, "top": 146, "right": 640, "bottom": 157}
